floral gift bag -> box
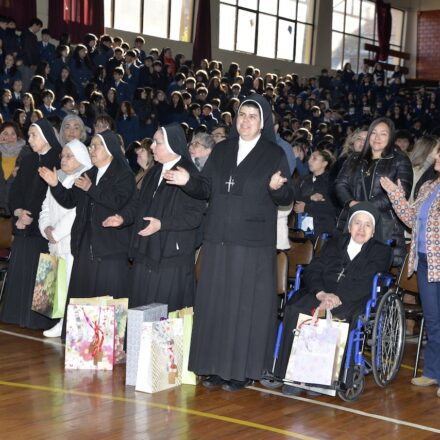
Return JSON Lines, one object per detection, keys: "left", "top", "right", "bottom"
{"left": 65, "top": 304, "right": 116, "bottom": 370}
{"left": 135, "top": 318, "right": 184, "bottom": 393}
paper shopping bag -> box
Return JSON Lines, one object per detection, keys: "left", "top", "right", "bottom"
{"left": 126, "top": 303, "right": 168, "bottom": 386}
{"left": 284, "top": 309, "right": 342, "bottom": 386}
{"left": 32, "top": 253, "right": 68, "bottom": 319}
{"left": 135, "top": 318, "right": 184, "bottom": 393}
{"left": 65, "top": 304, "right": 116, "bottom": 370}
{"left": 70, "top": 296, "right": 129, "bottom": 364}
{"left": 169, "top": 307, "right": 196, "bottom": 385}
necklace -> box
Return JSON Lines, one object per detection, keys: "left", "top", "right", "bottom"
{"left": 364, "top": 159, "right": 378, "bottom": 177}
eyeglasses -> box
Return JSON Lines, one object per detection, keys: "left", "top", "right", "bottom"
{"left": 189, "top": 140, "right": 205, "bottom": 149}
{"left": 60, "top": 154, "right": 75, "bottom": 160}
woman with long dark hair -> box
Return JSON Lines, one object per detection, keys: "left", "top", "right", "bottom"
{"left": 335, "top": 117, "right": 413, "bottom": 266}
{"left": 116, "top": 101, "right": 140, "bottom": 148}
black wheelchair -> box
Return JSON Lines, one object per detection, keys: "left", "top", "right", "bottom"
{"left": 266, "top": 262, "right": 406, "bottom": 402}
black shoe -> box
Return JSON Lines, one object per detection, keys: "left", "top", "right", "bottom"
{"left": 222, "top": 379, "right": 252, "bottom": 392}
{"left": 282, "top": 384, "right": 303, "bottom": 396}
{"left": 260, "top": 377, "right": 283, "bottom": 389}
{"left": 202, "top": 375, "right": 225, "bottom": 389}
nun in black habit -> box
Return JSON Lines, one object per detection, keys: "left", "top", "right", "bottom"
{"left": 103, "top": 123, "right": 205, "bottom": 311}
{"left": 0, "top": 119, "right": 61, "bottom": 329}
{"left": 271, "top": 202, "right": 392, "bottom": 391}
{"left": 164, "top": 94, "right": 294, "bottom": 391}
{"left": 39, "top": 130, "right": 135, "bottom": 306}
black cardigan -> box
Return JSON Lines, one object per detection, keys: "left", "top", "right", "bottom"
{"left": 51, "top": 158, "right": 135, "bottom": 258}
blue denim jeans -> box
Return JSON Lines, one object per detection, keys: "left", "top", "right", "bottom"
{"left": 416, "top": 253, "right": 440, "bottom": 382}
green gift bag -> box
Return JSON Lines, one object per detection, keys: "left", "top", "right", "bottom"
{"left": 169, "top": 307, "right": 197, "bottom": 385}
{"left": 32, "top": 253, "right": 68, "bottom": 319}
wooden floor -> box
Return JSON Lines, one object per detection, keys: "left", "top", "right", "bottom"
{"left": 0, "top": 324, "right": 439, "bottom": 440}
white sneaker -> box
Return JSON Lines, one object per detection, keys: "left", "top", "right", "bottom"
{"left": 43, "top": 319, "right": 63, "bottom": 338}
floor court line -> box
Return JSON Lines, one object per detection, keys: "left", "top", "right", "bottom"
{"left": 0, "top": 380, "right": 316, "bottom": 440}
{"left": 248, "top": 386, "right": 440, "bottom": 435}
{"left": 1, "top": 329, "right": 433, "bottom": 435}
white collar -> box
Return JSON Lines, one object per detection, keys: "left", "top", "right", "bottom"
{"left": 96, "top": 162, "right": 111, "bottom": 184}
{"left": 347, "top": 238, "right": 363, "bottom": 260}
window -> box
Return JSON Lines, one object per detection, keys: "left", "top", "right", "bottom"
{"left": 104, "top": 0, "right": 194, "bottom": 42}
{"left": 219, "top": 0, "right": 315, "bottom": 63}
{"left": 331, "top": 0, "right": 405, "bottom": 72}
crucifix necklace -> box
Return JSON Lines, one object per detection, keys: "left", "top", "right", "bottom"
{"left": 225, "top": 176, "right": 235, "bottom": 192}
{"left": 336, "top": 267, "right": 346, "bottom": 283}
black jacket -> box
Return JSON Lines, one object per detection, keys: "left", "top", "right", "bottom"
{"left": 121, "top": 157, "right": 205, "bottom": 269}
{"left": 334, "top": 147, "right": 413, "bottom": 265}
{"left": 183, "top": 136, "right": 294, "bottom": 247}
{"left": 51, "top": 158, "right": 135, "bottom": 258}
{"left": 294, "top": 171, "right": 336, "bottom": 235}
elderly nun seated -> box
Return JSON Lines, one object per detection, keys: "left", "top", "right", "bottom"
{"left": 269, "top": 202, "right": 392, "bottom": 394}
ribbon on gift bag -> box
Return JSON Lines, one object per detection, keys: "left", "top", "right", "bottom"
{"left": 284, "top": 308, "right": 343, "bottom": 387}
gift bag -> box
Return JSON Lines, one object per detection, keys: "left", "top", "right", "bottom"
{"left": 284, "top": 309, "right": 342, "bottom": 386}
{"left": 135, "top": 318, "right": 184, "bottom": 393}
{"left": 70, "top": 296, "right": 129, "bottom": 364}
{"left": 32, "top": 253, "right": 67, "bottom": 319}
{"left": 126, "top": 303, "right": 168, "bottom": 386}
{"left": 65, "top": 304, "right": 116, "bottom": 370}
{"left": 169, "top": 307, "right": 196, "bottom": 385}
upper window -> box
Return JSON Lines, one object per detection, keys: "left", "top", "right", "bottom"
{"left": 104, "top": 0, "right": 194, "bottom": 42}
{"left": 331, "top": 0, "right": 405, "bottom": 72}
{"left": 219, "top": 0, "right": 315, "bottom": 64}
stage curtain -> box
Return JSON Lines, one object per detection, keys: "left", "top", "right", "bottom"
{"left": 0, "top": 0, "right": 36, "bottom": 31}
{"left": 192, "top": 0, "right": 212, "bottom": 68}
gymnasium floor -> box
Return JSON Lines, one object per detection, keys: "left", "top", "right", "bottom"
{"left": 0, "top": 324, "right": 439, "bottom": 440}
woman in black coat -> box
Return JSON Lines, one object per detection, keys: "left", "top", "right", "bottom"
{"left": 0, "top": 119, "right": 61, "bottom": 329}
{"left": 272, "top": 202, "right": 392, "bottom": 391}
{"left": 293, "top": 149, "right": 337, "bottom": 238}
{"left": 39, "top": 130, "right": 135, "bottom": 307}
{"left": 103, "top": 124, "right": 205, "bottom": 311}
{"left": 335, "top": 117, "right": 413, "bottom": 266}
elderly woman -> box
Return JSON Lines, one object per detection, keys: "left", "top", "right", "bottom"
{"left": 59, "top": 114, "right": 88, "bottom": 146}
{"left": 381, "top": 151, "right": 440, "bottom": 399}
{"left": 103, "top": 123, "right": 205, "bottom": 310}
{"left": 164, "top": 94, "right": 293, "bottom": 391}
{"left": 0, "top": 122, "right": 27, "bottom": 214}
{"left": 335, "top": 117, "right": 413, "bottom": 266}
{"left": 188, "top": 131, "right": 215, "bottom": 171}
{"left": 0, "top": 119, "right": 61, "bottom": 329}
{"left": 270, "top": 202, "right": 392, "bottom": 394}
{"left": 38, "top": 131, "right": 135, "bottom": 331}
{"left": 38, "top": 139, "right": 92, "bottom": 337}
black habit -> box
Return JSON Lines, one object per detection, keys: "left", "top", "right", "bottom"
{"left": 186, "top": 131, "right": 294, "bottom": 381}
{"left": 274, "top": 234, "right": 392, "bottom": 379}
{"left": 50, "top": 155, "right": 135, "bottom": 305}
{"left": 0, "top": 146, "right": 60, "bottom": 329}
{"left": 121, "top": 124, "right": 205, "bottom": 311}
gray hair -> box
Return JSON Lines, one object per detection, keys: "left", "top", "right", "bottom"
{"left": 59, "top": 114, "right": 87, "bottom": 145}
{"left": 193, "top": 132, "right": 215, "bottom": 150}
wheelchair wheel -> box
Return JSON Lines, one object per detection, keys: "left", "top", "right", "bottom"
{"left": 337, "top": 366, "right": 365, "bottom": 402}
{"left": 371, "top": 291, "right": 406, "bottom": 387}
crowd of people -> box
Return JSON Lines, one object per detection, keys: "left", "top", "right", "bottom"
{"left": 0, "top": 15, "right": 439, "bottom": 397}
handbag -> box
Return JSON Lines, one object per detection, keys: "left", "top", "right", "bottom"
{"left": 31, "top": 253, "right": 68, "bottom": 319}
{"left": 284, "top": 308, "right": 348, "bottom": 387}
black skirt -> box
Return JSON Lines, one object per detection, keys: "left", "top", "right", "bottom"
{"left": 0, "top": 235, "right": 55, "bottom": 330}
{"left": 129, "top": 261, "right": 195, "bottom": 312}
{"left": 188, "top": 241, "right": 278, "bottom": 382}
{"left": 67, "top": 238, "right": 130, "bottom": 300}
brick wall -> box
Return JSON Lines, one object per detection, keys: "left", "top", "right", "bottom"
{"left": 417, "top": 10, "right": 440, "bottom": 80}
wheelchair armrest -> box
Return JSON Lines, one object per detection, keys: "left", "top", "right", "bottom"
{"left": 370, "top": 272, "right": 395, "bottom": 304}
